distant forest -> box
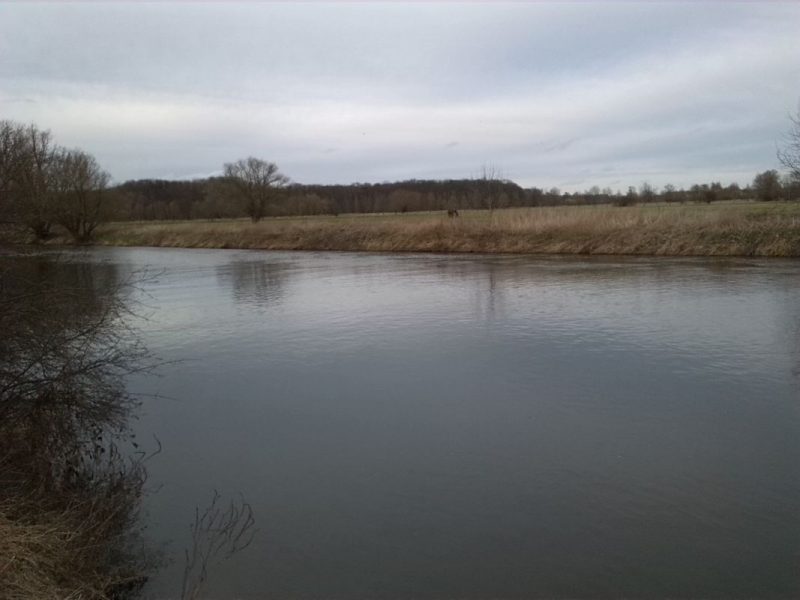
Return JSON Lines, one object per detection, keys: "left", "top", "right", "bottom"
{"left": 112, "top": 170, "right": 795, "bottom": 222}
{"left": 3, "top": 117, "right": 798, "bottom": 239}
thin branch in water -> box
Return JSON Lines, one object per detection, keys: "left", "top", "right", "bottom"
{"left": 180, "top": 489, "right": 258, "bottom": 600}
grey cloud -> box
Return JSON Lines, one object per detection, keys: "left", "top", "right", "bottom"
{"left": 0, "top": 2, "right": 798, "bottom": 190}
{"left": 536, "top": 138, "right": 581, "bottom": 154}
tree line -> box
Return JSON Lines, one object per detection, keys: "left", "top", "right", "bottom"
{"left": 110, "top": 169, "right": 799, "bottom": 222}
{"left": 0, "top": 121, "right": 110, "bottom": 241}
{"left": 112, "top": 171, "right": 530, "bottom": 221}
{"left": 2, "top": 109, "right": 800, "bottom": 237}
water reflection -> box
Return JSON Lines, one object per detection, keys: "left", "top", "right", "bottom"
{"left": 0, "top": 251, "right": 154, "bottom": 598}
{"left": 215, "top": 259, "right": 291, "bottom": 308}
{"left": 0, "top": 252, "right": 122, "bottom": 321}
{"left": 9, "top": 248, "right": 800, "bottom": 599}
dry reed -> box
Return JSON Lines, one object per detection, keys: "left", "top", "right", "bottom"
{"left": 0, "top": 491, "right": 149, "bottom": 600}
{"left": 11, "top": 202, "right": 800, "bottom": 257}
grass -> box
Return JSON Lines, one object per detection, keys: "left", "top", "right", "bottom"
{"left": 17, "top": 201, "right": 800, "bottom": 257}
{"left": 0, "top": 423, "right": 151, "bottom": 600}
{"left": 0, "top": 491, "right": 148, "bottom": 600}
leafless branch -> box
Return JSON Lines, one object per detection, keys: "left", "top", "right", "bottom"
{"left": 180, "top": 490, "right": 258, "bottom": 600}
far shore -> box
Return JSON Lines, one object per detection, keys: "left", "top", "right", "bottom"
{"left": 6, "top": 201, "right": 800, "bottom": 258}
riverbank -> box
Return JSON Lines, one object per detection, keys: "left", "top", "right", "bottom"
{"left": 0, "top": 260, "right": 152, "bottom": 600}
{"left": 10, "top": 202, "right": 800, "bottom": 257}
{"left": 0, "top": 489, "right": 147, "bottom": 599}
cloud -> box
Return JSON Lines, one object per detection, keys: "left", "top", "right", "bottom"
{"left": 0, "top": 2, "right": 798, "bottom": 190}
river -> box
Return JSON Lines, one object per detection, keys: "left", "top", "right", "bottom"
{"left": 11, "top": 247, "right": 800, "bottom": 599}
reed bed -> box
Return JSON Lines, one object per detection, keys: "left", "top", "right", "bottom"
{"left": 37, "top": 202, "right": 800, "bottom": 257}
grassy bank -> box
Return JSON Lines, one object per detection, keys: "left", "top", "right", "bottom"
{"left": 18, "top": 202, "right": 800, "bottom": 257}
{"left": 0, "top": 486, "right": 148, "bottom": 599}
{"left": 0, "top": 262, "right": 153, "bottom": 600}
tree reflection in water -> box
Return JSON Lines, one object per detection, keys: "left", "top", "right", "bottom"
{"left": 217, "top": 259, "right": 290, "bottom": 309}
{"left": 0, "top": 253, "right": 157, "bottom": 599}
{"left": 0, "top": 251, "right": 259, "bottom": 600}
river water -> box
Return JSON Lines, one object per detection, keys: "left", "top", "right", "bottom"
{"left": 13, "top": 248, "right": 800, "bottom": 598}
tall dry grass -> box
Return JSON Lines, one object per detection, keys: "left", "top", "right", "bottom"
{"left": 0, "top": 482, "right": 150, "bottom": 600}
{"left": 21, "top": 202, "right": 800, "bottom": 257}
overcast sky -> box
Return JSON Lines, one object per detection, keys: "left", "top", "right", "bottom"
{"left": 1, "top": 2, "right": 798, "bottom": 191}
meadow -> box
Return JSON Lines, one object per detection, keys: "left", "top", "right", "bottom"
{"left": 77, "top": 201, "right": 800, "bottom": 257}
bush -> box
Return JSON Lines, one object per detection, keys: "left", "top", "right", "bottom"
{"left": 0, "top": 255, "right": 156, "bottom": 599}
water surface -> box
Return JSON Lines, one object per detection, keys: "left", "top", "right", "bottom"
{"left": 15, "top": 248, "right": 800, "bottom": 599}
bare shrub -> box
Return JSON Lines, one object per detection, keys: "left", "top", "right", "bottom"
{"left": 180, "top": 490, "right": 257, "bottom": 600}
{"left": 0, "top": 255, "right": 158, "bottom": 599}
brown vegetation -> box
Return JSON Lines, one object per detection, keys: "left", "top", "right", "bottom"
{"left": 0, "top": 467, "right": 151, "bottom": 600}
{"left": 0, "top": 257, "right": 258, "bottom": 600}
{"left": 1, "top": 121, "right": 110, "bottom": 243}
{"left": 0, "top": 258, "right": 154, "bottom": 599}
{"left": 32, "top": 202, "right": 800, "bottom": 258}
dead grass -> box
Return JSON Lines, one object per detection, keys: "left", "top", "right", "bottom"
{"left": 0, "top": 494, "right": 147, "bottom": 600}
{"left": 0, "top": 427, "right": 152, "bottom": 600}
{"left": 15, "top": 202, "right": 800, "bottom": 257}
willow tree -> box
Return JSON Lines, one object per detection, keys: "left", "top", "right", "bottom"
{"left": 0, "top": 121, "right": 112, "bottom": 240}
{"left": 0, "top": 122, "right": 58, "bottom": 238}
{"left": 223, "top": 157, "right": 290, "bottom": 222}
{"left": 52, "top": 148, "right": 111, "bottom": 242}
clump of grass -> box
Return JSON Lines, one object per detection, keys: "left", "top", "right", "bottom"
{"left": 0, "top": 480, "right": 151, "bottom": 600}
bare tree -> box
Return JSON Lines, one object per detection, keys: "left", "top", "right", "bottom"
{"left": 223, "top": 157, "right": 289, "bottom": 222}
{"left": 52, "top": 148, "right": 111, "bottom": 242}
{"left": 753, "top": 169, "right": 782, "bottom": 202}
{"left": 11, "top": 124, "right": 58, "bottom": 238}
{"left": 26, "top": 125, "right": 58, "bottom": 238}
{"left": 1, "top": 120, "right": 113, "bottom": 241}
{"left": 662, "top": 183, "right": 678, "bottom": 203}
{"left": 0, "top": 121, "right": 27, "bottom": 220}
{"left": 0, "top": 260, "right": 158, "bottom": 597}
{"left": 639, "top": 182, "right": 656, "bottom": 203}
{"left": 614, "top": 186, "right": 638, "bottom": 207}
{"left": 778, "top": 103, "right": 800, "bottom": 185}
{"left": 478, "top": 164, "right": 504, "bottom": 212}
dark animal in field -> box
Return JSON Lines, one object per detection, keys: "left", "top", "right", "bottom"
{"left": 447, "top": 209, "right": 459, "bottom": 218}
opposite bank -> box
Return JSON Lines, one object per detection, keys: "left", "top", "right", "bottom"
{"left": 6, "top": 203, "right": 800, "bottom": 257}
